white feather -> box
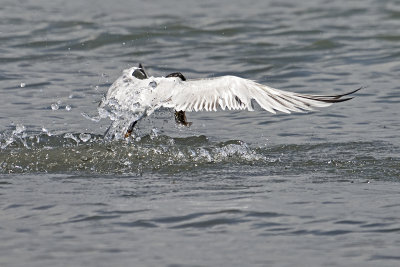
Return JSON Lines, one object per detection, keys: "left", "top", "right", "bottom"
{"left": 102, "top": 66, "right": 358, "bottom": 122}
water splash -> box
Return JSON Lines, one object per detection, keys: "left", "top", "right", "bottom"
{"left": 14, "top": 124, "right": 26, "bottom": 135}
{"left": 0, "top": 127, "right": 399, "bottom": 179}
{"left": 51, "top": 103, "right": 59, "bottom": 110}
{"left": 79, "top": 133, "right": 91, "bottom": 142}
{"left": 93, "top": 67, "right": 162, "bottom": 141}
{"left": 1, "top": 124, "right": 28, "bottom": 149}
{"left": 97, "top": 97, "right": 145, "bottom": 140}
{"left": 0, "top": 128, "right": 268, "bottom": 174}
{"left": 64, "top": 133, "right": 80, "bottom": 144}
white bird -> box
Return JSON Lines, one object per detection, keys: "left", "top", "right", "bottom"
{"left": 101, "top": 64, "right": 360, "bottom": 138}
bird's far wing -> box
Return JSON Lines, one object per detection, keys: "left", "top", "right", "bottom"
{"left": 161, "top": 76, "right": 361, "bottom": 114}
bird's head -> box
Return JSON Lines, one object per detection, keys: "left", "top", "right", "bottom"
{"left": 129, "top": 63, "right": 149, "bottom": 80}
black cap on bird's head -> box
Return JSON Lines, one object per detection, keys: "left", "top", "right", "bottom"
{"left": 132, "top": 63, "right": 149, "bottom": 80}
{"left": 131, "top": 63, "right": 187, "bottom": 82}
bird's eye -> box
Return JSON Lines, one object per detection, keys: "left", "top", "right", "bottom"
{"left": 132, "top": 69, "right": 147, "bottom": 80}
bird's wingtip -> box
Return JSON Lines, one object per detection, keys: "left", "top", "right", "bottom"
{"left": 341, "top": 86, "right": 364, "bottom": 97}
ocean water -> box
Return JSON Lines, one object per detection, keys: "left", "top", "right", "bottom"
{"left": 1, "top": 0, "right": 400, "bottom": 266}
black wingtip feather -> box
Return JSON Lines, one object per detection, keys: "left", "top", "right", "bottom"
{"left": 299, "top": 86, "right": 362, "bottom": 104}
{"left": 320, "top": 97, "right": 354, "bottom": 103}
{"left": 330, "top": 86, "right": 364, "bottom": 99}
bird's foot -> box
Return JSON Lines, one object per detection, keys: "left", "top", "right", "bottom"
{"left": 124, "top": 131, "right": 132, "bottom": 138}
{"left": 174, "top": 111, "right": 192, "bottom": 127}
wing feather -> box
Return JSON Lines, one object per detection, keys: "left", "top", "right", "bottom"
{"left": 158, "top": 76, "right": 360, "bottom": 114}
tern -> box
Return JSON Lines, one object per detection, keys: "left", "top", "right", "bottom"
{"left": 102, "top": 63, "right": 360, "bottom": 138}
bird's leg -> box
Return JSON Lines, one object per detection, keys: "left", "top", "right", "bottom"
{"left": 125, "top": 120, "right": 138, "bottom": 138}
{"left": 165, "top": 72, "right": 192, "bottom": 127}
{"left": 174, "top": 110, "right": 192, "bottom": 126}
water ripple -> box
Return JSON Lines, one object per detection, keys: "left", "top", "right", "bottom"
{"left": 1, "top": 1, "right": 400, "bottom": 266}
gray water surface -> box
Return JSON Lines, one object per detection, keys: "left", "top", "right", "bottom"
{"left": 1, "top": 0, "right": 400, "bottom": 266}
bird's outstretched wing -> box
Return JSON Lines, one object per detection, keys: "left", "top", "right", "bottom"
{"left": 160, "top": 76, "right": 361, "bottom": 114}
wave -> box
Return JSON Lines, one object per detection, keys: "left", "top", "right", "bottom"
{"left": 0, "top": 127, "right": 268, "bottom": 174}
{"left": 1, "top": 125, "right": 399, "bottom": 180}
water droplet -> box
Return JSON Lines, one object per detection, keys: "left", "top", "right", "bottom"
{"left": 51, "top": 103, "right": 59, "bottom": 110}
{"left": 149, "top": 81, "right": 157, "bottom": 88}
{"left": 79, "top": 133, "right": 91, "bottom": 142}
{"left": 14, "top": 124, "right": 26, "bottom": 135}
{"left": 65, "top": 105, "right": 72, "bottom": 111}
{"left": 42, "top": 127, "right": 52, "bottom": 136}
{"left": 150, "top": 128, "right": 159, "bottom": 139}
{"left": 20, "top": 83, "right": 26, "bottom": 88}
{"left": 64, "top": 133, "right": 80, "bottom": 143}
